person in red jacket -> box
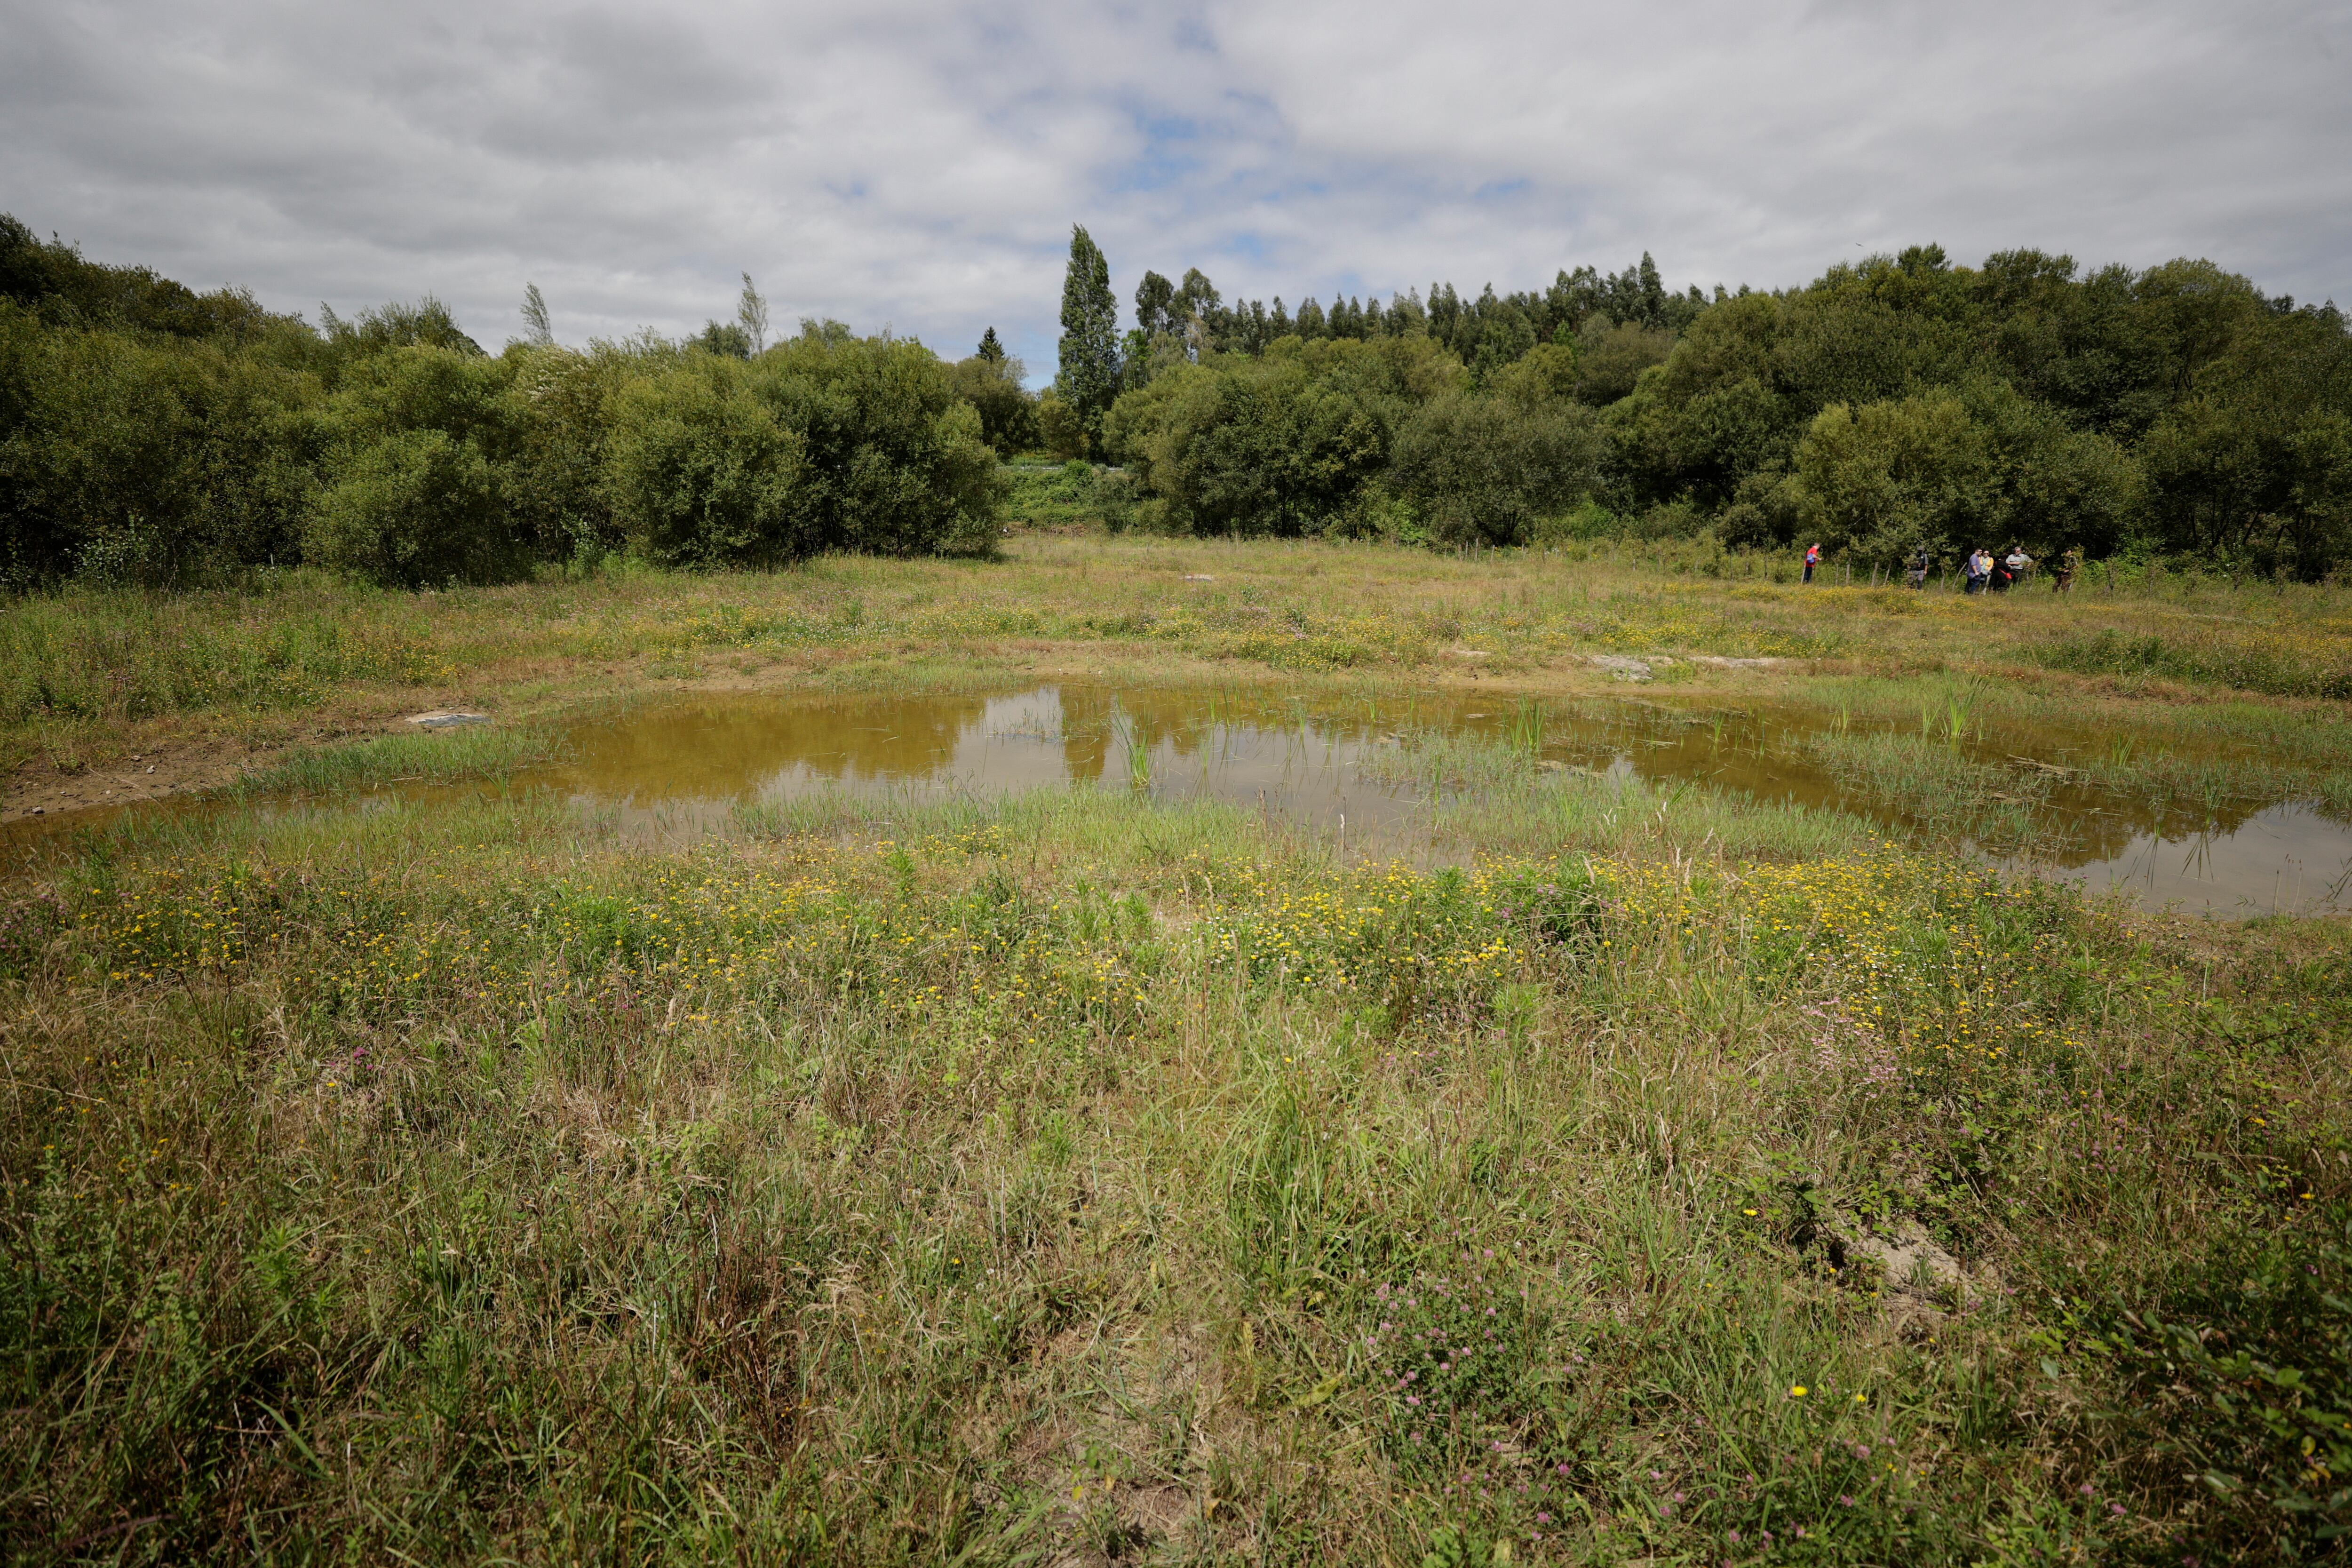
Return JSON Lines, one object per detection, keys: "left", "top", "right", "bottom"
{"left": 1803, "top": 542, "right": 1821, "bottom": 583}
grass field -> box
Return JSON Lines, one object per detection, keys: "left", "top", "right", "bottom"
{"left": 3, "top": 529, "right": 2351, "bottom": 1563}
{"left": 8, "top": 532, "right": 2352, "bottom": 805}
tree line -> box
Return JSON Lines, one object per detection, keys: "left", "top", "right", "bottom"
{"left": 1050, "top": 228, "right": 2352, "bottom": 576}
{"left": 4, "top": 210, "right": 2347, "bottom": 586}
{"left": 0, "top": 216, "right": 1006, "bottom": 588}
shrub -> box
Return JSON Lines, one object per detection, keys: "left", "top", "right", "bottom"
{"left": 946, "top": 351, "right": 1040, "bottom": 454}
{"left": 303, "top": 427, "right": 516, "bottom": 587}
{"left": 756, "top": 331, "right": 1005, "bottom": 557}
{"left": 604, "top": 358, "right": 808, "bottom": 567}
{"left": 1391, "top": 392, "right": 1600, "bottom": 547}
{"left": 0, "top": 305, "right": 315, "bottom": 586}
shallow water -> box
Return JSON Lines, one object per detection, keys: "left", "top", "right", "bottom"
{"left": 9, "top": 683, "right": 2352, "bottom": 916}
{"left": 534, "top": 685, "right": 2352, "bottom": 915}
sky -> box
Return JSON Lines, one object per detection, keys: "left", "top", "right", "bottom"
{"left": 5, "top": 0, "right": 2348, "bottom": 378}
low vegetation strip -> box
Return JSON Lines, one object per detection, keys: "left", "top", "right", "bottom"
{"left": 0, "top": 776, "right": 2345, "bottom": 1561}
{"left": 2034, "top": 625, "right": 2352, "bottom": 702}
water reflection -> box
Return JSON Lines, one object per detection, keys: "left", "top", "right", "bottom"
{"left": 8, "top": 683, "right": 2350, "bottom": 918}
{"left": 537, "top": 685, "right": 2352, "bottom": 915}
{"left": 543, "top": 687, "right": 1443, "bottom": 852}
{"left": 2025, "top": 803, "right": 2352, "bottom": 916}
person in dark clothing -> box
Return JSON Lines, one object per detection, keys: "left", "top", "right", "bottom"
{"left": 1906, "top": 548, "right": 1930, "bottom": 589}
{"left": 1963, "top": 549, "right": 1990, "bottom": 594}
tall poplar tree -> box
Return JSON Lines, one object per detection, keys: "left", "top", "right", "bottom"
{"left": 1056, "top": 226, "right": 1120, "bottom": 436}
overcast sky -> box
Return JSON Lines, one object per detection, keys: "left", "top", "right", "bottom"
{"left": 6, "top": 0, "right": 2347, "bottom": 375}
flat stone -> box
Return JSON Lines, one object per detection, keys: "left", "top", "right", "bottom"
{"left": 406, "top": 711, "right": 491, "bottom": 729}
{"left": 1589, "top": 654, "right": 1654, "bottom": 681}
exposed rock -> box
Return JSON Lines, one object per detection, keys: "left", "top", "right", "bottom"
{"left": 1588, "top": 654, "right": 1654, "bottom": 681}
{"left": 1833, "top": 1209, "right": 1969, "bottom": 1303}
{"left": 406, "top": 710, "right": 491, "bottom": 729}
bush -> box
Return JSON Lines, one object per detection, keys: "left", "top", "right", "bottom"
{"left": 1391, "top": 391, "right": 1600, "bottom": 547}
{"left": 302, "top": 344, "right": 527, "bottom": 587}
{"left": 0, "top": 304, "right": 315, "bottom": 586}
{"left": 1036, "top": 388, "right": 1088, "bottom": 461}
{"left": 758, "top": 331, "right": 1004, "bottom": 557}
{"left": 604, "top": 358, "right": 807, "bottom": 567}
{"left": 946, "top": 352, "right": 1039, "bottom": 454}
{"left": 0, "top": 248, "right": 1013, "bottom": 588}
{"left": 303, "top": 428, "right": 516, "bottom": 587}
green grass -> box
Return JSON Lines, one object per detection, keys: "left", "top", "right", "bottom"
{"left": 4, "top": 740, "right": 2348, "bottom": 1563}
{"left": 6, "top": 535, "right": 2352, "bottom": 1563}
{"left": 228, "top": 723, "right": 566, "bottom": 798}
{"left": 1796, "top": 729, "right": 2051, "bottom": 845}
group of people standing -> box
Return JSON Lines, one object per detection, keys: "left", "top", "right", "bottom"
{"left": 1800, "top": 543, "right": 2081, "bottom": 594}
{"left": 1961, "top": 547, "right": 2034, "bottom": 593}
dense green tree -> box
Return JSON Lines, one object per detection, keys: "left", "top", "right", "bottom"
{"left": 1573, "top": 319, "right": 1674, "bottom": 404}
{"left": 1056, "top": 226, "right": 1120, "bottom": 445}
{"left": 319, "top": 298, "right": 483, "bottom": 363}
{"left": 757, "top": 328, "right": 1005, "bottom": 557}
{"left": 1105, "top": 336, "right": 1460, "bottom": 537}
{"left": 1391, "top": 390, "right": 1601, "bottom": 546}
{"left": 306, "top": 427, "right": 514, "bottom": 586}
{"left": 948, "top": 343, "right": 1040, "bottom": 454}
{"left": 0, "top": 303, "right": 316, "bottom": 585}
{"left": 693, "top": 321, "right": 754, "bottom": 358}
{"left": 10, "top": 212, "right": 2352, "bottom": 581}
{"left": 1134, "top": 271, "right": 1177, "bottom": 340}
{"left": 604, "top": 356, "right": 806, "bottom": 567}
{"left": 1789, "top": 394, "right": 1989, "bottom": 562}
{"left": 305, "top": 344, "right": 528, "bottom": 585}
{"left": 0, "top": 213, "right": 293, "bottom": 343}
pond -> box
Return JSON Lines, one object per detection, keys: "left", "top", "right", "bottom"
{"left": 534, "top": 685, "right": 2352, "bottom": 917}
{"left": 9, "top": 683, "right": 2350, "bottom": 917}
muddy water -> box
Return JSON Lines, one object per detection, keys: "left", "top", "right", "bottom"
{"left": 534, "top": 685, "right": 2352, "bottom": 916}
{"left": 540, "top": 685, "right": 1445, "bottom": 851}
{"left": 8, "top": 684, "right": 2351, "bottom": 917}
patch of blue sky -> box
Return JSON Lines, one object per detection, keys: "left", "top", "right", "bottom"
{"left": 1104, "top": 111, "right": 1208, "bottom": 196}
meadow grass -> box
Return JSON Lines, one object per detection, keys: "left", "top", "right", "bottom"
{"left": 9, "top": 531, "right": 2352, "bottom": 783}
{"left": 4, "top": 533, "right": 2352, "bottom": 1563}
{"left": 2, "top": 752, "right": 2348, "bottom": 1563}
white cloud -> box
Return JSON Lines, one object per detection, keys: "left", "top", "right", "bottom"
{"left": 4, "top": 0, "right": 2345, "bottom": 376}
